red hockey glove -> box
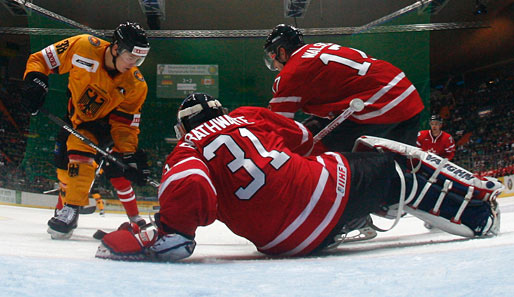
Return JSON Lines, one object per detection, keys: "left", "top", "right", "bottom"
{"left": 95, "top": 223, "right": 157, "bottom": 261}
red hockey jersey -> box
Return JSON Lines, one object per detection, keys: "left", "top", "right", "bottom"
{"left": 416, "top": 130, "right": 455, "bottom": 160}
{"left": 269, "top": 43, "right": 424, "bottom": 124}
{"left": 158, "top": 107, "right": 351, "bottom": 256}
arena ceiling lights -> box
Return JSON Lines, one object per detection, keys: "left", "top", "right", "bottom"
{"left": 137, "top": 0, "right": 165, "bottom": 29}
{"left": 1, "top": 0, "right": 29, "bottom": 16}
{"left": 284, "top": 0, "right": 312, "bottom": 18}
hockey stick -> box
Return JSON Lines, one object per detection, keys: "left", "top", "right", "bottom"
{"left": 313, "top": 98, "right": 365, "bottom": 143}
{"left": 43, "top": 188, "right": 59, "bottom": 194}
{"left": 38, "top": 107, "right": 160, "bottom": 188}
{"left": 79, "top": 205, "right": 97, "bottom": 214}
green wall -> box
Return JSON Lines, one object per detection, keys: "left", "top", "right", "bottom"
{"left": 23, "top": 11, "right": 430, "bottom": 182}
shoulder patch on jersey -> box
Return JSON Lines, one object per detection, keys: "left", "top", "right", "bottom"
{"left": 134, "top": 70, "right": 145, "bottom": 82}
{"left": 41, "top": 45, "right": 61, "bottom": 69}
{"left": 88, "top": 36, "right": 101, "bottom": 47}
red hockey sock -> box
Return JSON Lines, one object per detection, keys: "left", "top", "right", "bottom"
{"left": 110, "top": 177, "right": 139, "bottom": 217}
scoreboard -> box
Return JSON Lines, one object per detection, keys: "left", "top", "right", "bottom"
{"left": 156, "top": 64, "right": 219, "bottom": 98}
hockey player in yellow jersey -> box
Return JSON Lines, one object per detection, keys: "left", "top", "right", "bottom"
{"left": 21, "top": 22, "right": 151, "bottom": 239}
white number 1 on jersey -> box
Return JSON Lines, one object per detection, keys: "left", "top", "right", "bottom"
{"left": 319, "top": 46, "right": 371, "bottom": 76}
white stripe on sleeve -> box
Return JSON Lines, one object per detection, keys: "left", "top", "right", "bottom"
{"left": 269, "top": 96, "right": 302, "bottom": 104}
{"left": 294, "top": 121, "right": 310, "bottom": 145}
{"left": 158, "top": 169, "right": 217, "bottom": 198}
{"left": 353, "top": 84, "right": 416, "bottom": 121}
{"left": 275, "top": 112, "right": 295, "bottom": 118}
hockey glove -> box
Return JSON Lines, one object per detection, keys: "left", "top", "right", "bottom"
{"left": 104, "top": 150, "right": 150, "bottom": 186}
{"left": 21, "top": 71, "right": 49, "bottom": 115}
{"left": 123, "top": 149, "right": 151, "bottom": 186}
{"left": 301, "top": 115, "right": 324, "bottom": 135}
{"left": 95, "top": 222, "right": 195, "bottom": 262}
{"left": 95, "top": 222, "right": 157, "bottom": 261}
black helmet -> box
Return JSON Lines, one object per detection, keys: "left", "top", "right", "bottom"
{"left": 430, "top": 114, "right": 443, "bottom": 123}
{"left": 263, "top": 24, "right": 304, "bottom": 71}
{"left": 113, "top": 22, "right": 150, "bottom": 66}
{"left": 174, "top": 93, "right": 227, "bottom": 138}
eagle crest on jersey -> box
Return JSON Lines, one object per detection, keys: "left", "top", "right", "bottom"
{"left": 78, "top": 87, "right": 106, "bottom": 117}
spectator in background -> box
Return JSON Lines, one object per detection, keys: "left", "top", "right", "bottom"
{"left": 417, "top": 115, "right": 455, "bottom": 160}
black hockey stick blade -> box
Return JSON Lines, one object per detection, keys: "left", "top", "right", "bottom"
{"left": 93, "top": 229, "right": 108, "bottom": 240}
{"left": 79, "top": 205, "right": 96, "bottom": 214}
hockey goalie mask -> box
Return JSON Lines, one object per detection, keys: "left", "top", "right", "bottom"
{"left": 113, "top": 22, "right": 150, "bottom": 66}
{"left": 174, "top": 93, "right": 227, "bottom": 139}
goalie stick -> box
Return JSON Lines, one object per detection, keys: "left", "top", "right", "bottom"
{"left": 38, "top": 107, "right": 160, "bottom": 188}
{"left": 313, "top": 98, "right": 365, "bottom": 143}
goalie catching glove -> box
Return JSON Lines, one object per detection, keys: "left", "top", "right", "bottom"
{"left": 95, "top": 221, "right": 196, "bottom": 262}
{"left": 353, "top": 136, "right": 503, "bottom": 238}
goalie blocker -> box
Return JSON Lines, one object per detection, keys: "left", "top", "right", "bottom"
{"left": 353, "top": 135, "right": 503, "bottom": 238}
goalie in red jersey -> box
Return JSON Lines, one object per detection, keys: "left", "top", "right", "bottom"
{"left": 96, "top": 93, "right": 502, "bottom": 262}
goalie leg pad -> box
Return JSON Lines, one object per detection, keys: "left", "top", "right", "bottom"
{"left": 353, "top": 136, "right": 505, "bottom": 202}
{"left": 353, "top": 136, "right": 503, "bottom": 237}
{"left": 404, "top": 172, "right": 500, "bottom": 237}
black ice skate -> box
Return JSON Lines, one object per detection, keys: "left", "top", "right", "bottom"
{"left": 47, "top": 204, "right": 79, "bottom": 239}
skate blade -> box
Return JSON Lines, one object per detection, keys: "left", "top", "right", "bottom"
{"left": 343, "top": 227, "right": 378, "bottom": 243}
{"left": 47, "top": 227, "right": 73, "bottom": 240}
{"left": 324, "top": 226, "right": 378, "bottom": 251}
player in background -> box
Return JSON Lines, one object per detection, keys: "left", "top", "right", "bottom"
{"left": 95, "top": 93, "right": 501, "bottom": 262}
{"left": 92, "top": 192, "right": 105, "bottom": 216}
{"left": 21, "top": 22, "right": 151, "bottom": 239}
{"left": 417, "top": 114, "right": 455, "bottom": 160}
{"left": 263, "top": 24, "right": 424, "bottom": 153}
{"left": 416, "top": 114, "right": 455, "bottom": 230}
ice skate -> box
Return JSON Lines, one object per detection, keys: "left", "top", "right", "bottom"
{"left": 324, "top": 215, "right": 378, "bottom": 250}
{"left": 47, "top": 204, "right": 79, "bottom": 240}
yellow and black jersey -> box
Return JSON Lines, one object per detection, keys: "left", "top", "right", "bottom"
{"left": 24, "top": 34, "right": 148, "bottom": 152}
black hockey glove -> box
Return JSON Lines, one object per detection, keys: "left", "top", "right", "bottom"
{"left": 124, "top": 149, "right": 151, "bottom": 186}
{"left": 104, "top": 150, "right": 151, "bottom": 186}
{"left": 302, "top": 115, "right": 324, "bottom": 135}
{"left": 21, "top": 71, "right": 49, "bottom": 115}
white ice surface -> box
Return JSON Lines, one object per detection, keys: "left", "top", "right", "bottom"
{"left": 1, "top": 197, "right": 514, "bottom": 297}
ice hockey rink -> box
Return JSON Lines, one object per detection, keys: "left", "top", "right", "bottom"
{"left": 0, "top": 197, "right": 513, "bottom": 297}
